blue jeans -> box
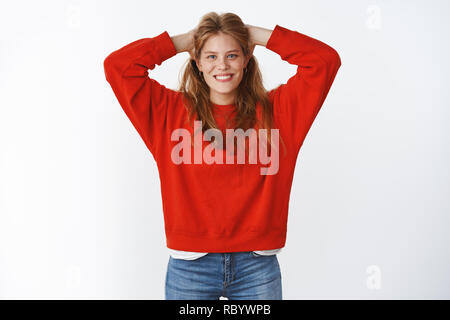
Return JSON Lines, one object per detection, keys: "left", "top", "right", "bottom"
{"left": 165, "top": 251, "right": 282, "bottom": 300}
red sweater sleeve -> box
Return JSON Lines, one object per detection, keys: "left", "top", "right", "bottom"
{"left": 103, "top": 31, "right": 178, "bottom": 157}
{"left": 266, "top": 25, "right": 341, "bottom": 150}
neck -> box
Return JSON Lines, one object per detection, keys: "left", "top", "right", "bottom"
{"left": 210, "top": 92, "right": 236, "bottom": 105}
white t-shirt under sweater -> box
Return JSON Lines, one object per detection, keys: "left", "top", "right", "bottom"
{"left": 169, "top": 248, "right": 282, "bottom": 260}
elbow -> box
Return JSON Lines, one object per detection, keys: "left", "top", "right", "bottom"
{"left": 317, "top": 47, "right": 341, "bottom": 81}
{"left": 320, "top": 40, "right": 342, "bottom": 72}
{"left": 103, "top": 55, "right": 113, "bottom": 82}
{"left": 321, "top": 48, "right": 341, "bottom": 78}
{"left": 103, "top": 54, "right": 114, "bottom": 72}
{"left": 320, "top": 43, "right": 341, "bottom": 71}
{"left": 329, "top": 47, "right": 341, "bottom": 71}
{"left": 103, "top": 53, "right": 120, "bottom": 83}
{"left": 334, "top": 50, "right": 342, "bottom": 70}
{"left": 103, "top": 55, "right": 112, "bottom": 71}
{"left": 316, "top": 43, "right": 342, "bottom": 75}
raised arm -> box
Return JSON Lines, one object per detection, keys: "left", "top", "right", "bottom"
{"left": 103, "top": 31, "right": 180, "bottom": 158}
{"left": 171, "top": 29, "right": 195, "bottom": 55}
{"left": 262, "top": 24, "right": 341, "bottom": 151}
{"left": 246, "top": 24, "right": 273, "bottom": 47}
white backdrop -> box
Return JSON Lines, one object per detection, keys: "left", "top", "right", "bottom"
{"left": 1, "top": 0, "right": 449, "bottom": 299}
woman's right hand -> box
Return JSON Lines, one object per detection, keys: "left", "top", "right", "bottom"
{"left": 171, "top": 27, "right": 197, "bottom": 58}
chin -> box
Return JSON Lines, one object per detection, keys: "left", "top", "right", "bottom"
{"left": 212, "top": 89, "right": 238, "bottom": 96}
{"left": 211, "top": 83, "right": 240, "bottom": 94}
{"left": 214, "top": 86, "right": 236, "bottom": 93}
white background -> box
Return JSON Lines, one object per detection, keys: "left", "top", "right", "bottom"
{"left": 1, "top": 0, "right": 449, "bottom": 299}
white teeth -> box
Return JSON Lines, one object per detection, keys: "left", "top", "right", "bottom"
{"left": 215, "top": 75, "right": 232, "bottom": 80}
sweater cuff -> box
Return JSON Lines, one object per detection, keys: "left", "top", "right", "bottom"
{"left": 266, "top": 24, "right": 287, "bottom": 52}
{"left": 154, "top": 30, "right": 178, "bottom": 63}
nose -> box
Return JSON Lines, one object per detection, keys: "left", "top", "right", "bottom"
{"left": 216, "top": 56, "right": 229, "bottom": 69}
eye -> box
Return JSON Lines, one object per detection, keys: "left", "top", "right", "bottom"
{"left": 206, "top": 54, "right": 237, "bottom": 59}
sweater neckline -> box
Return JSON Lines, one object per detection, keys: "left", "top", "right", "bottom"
{"left": 211, "top": 102, "right": 236, "bottom": 111}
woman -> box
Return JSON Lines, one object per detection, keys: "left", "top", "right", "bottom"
{"left": 104, "top": 12, "right": 341, "bottom": 300}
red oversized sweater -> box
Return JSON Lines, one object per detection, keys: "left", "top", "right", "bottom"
{"left": 104, "top": 25, "right": 341, "bottom": 252}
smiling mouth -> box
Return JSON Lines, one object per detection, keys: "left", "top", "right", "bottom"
{"left": 214, "top": 74, "right": 234, "bottom": 82}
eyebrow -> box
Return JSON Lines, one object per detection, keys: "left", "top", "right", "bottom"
{"left": 203, "top": 49, "right": 240, "bottom": 54}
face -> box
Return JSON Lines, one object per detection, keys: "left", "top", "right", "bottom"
{"left": 196, "top": 32, "right": 250, "bottom": 105}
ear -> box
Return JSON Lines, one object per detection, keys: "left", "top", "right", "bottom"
{"left": 244, "top": 55, "right": 251, "bottom": 68}
{"left": 194, "top": 58, "right": 202, "bottom": 72}
{"left": 248, "top": 43, "right": 256, "bottom": 57}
